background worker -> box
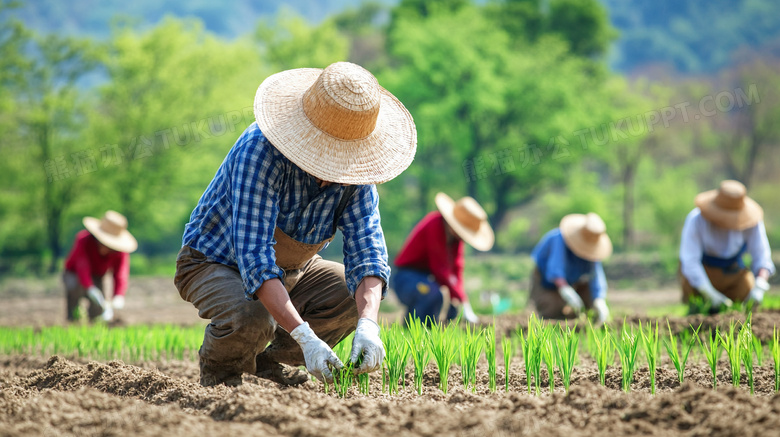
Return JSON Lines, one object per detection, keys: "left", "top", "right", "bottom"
{"left": 529, "top": 212, "right": 612, "bottom": 325}
{"left": 392, "top": 193, "right": 494, "bottom": 324}
{"left": 63, "top": 210, "right": 137, "bottom": 322}
{"left": 680, "top": 180, "right": 774, "bottom": 312}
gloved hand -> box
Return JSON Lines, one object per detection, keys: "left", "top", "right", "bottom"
{"left": 350, "top": 318, "right": 385, "bottom": 374}
{"left": 558, "top": 285, "right": 584, "bottom": 313}
{"left": 461, "top": 300, "right": 479, "bottom": 324}
{"left": 698, "top": 283, "right": 733, "bottom": 308}
{"left": 746, "top": 277, "right": 770, "bottom": 307}
{"left": 112, "top": 295, "right": 125, "bottom": 309}
{"left": 86, "top": 285, "right": 106, "bottom": 310}
{"left": 592, "top": 298, "right": 609, "bottom": 325}
{"left": 290, "top": 322, "right": 342, "bottom": 382}
{"left": 101, "top": 306, "right": 114, "bottom": 322}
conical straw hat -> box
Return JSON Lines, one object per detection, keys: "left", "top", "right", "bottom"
{"left": 83, "top": 210, "right": 138, "bottom": 253}
{"left": 254, "top": 62, "right": 417, "bottom": 184}
{"left": 695, "top": 180, "right": 763, "bottom": 230}
{"left": 560, "top": 212, "right": 612, "bottom": 262}
{"left": 435, "top": 192, "right": 494, "bottom": 251}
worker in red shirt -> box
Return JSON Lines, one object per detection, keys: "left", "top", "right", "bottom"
{"left": 63, "top": 211, "right": 137, "bottom": 322}
{"left": 392, "top": 193, "right": 494, "bottom": 324}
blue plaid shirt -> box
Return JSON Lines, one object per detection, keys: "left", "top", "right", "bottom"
{"left": 182, "top": 122, "right": 390, "bottom": 301}
{"left": 531, "top": 228, "right": 607, "bottom": 299}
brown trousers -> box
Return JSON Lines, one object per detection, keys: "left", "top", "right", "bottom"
{"left": 528, "top": 268, "right": 593, "bottom": 319}
{"left": 63, "top": 270, "right": 106, "bottom": 321}
{"left": 174, "top": 246, "right": 358, "bottom": 376}
{"left": 680, "top": 264, "right": 754, "bottom": 303}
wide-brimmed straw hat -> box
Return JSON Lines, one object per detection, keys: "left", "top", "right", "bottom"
{"left": 695, "top": 180, "right": 763, "bottom": 230}
{"left": 560, "top": 213, "right": 612, "bottom": 262}
{"left": 253, "top": 61, "right": 417, "bottom": 185}
{"left": 434, "top": 192, "right": 494, "bottom": 251}
{"left": 83, "top": 211, "right": 138, "bottom": 253}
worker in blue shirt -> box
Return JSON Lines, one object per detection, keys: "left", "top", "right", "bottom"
{"left": 529, "top": 212, "right": 612, "bottom": 325}
{"left": 175, "top": 62, "right": 417, "bottom": 387}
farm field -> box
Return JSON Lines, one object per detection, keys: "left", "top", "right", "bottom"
{"left": 2, "top": 278, "right": 780, "bottom": 436}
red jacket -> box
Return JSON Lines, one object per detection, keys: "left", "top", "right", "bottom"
{"left": 394, "top": 211, "right": 466, "bottom": 301}
{"left": 64, "top": 230, "right": 130, "bottom": 297}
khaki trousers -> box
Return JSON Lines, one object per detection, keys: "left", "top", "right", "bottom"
{"left": 63, "top": 270, "right": 106, "bottom": 321}
{"left": 680, "top": 264, "right": 754, "bottom": 303}
{"left": 528, "top": 267, "right": 593, "bottom": 319}
{"left": 174, "top": 246, "right": 358, "bottom": 377}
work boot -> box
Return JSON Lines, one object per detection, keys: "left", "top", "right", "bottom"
{"left": 255, "top": 353, "right": 310, "bottom": 386}
{"left": 199, "top": 358, "right": 243, "bottom": 387}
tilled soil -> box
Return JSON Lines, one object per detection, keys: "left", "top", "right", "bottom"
{"left": 2, "top": 350, "right": 780, "bottom": 437}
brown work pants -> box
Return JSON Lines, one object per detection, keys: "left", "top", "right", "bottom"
{"left": 174, "top": 246, "right": 358, "bottom": 378}
{"left": 528, "top": 267, "right": 593, "bottom": 319}
{"left": 63, "top": 270, "right": 106, "bottom": 321}
{"left": 680, "top": 265, "right": 754, "bottom": 303}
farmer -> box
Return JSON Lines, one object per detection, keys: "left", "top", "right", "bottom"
{"left": 392, "top": 193, "right": 494, "bottom": 325}
{"left": 679, "top": 180, "right": 774, "bottom": 312}
{"left": 175, "top": 62, "right": 416, "bottom": 387}
{"left": 529, "top": 212, "right": 612, "bottom": 325}
{"left": 63, "top": 210, "right": 137, "bottom": 322}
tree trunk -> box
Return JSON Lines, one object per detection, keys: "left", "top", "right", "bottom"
{"left": 622, "top": 160, "right": 637, "bottom": 251}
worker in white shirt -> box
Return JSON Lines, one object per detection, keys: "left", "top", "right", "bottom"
{"left": 680, "top": 180, "right": 775, "bottom": 313}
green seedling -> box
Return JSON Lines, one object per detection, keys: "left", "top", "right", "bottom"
{"left": 502, "top": 334, "right": 514, "bottom": 392}
{"left": 459, "top": 324, "right": 483, "bottom": 392}
{"left": 615, "top": 323, "right": 639, "bottom": 393}
{"left": 719, "top": 321, "right": 741, "bottom": 387}
{"left": 555, "top": 323, "right": 579, "bottom": 393}
{"left": 699, "top": 327, "right": 723, "bottom": 389}
{"left": 484, "top": 323, "right": 498, "bottom": 393}
{"left": 664, "top": 322, "right": 701, "bottom": 384}
{"left": 639, "top": 320, "right": 660, "bottom": 395}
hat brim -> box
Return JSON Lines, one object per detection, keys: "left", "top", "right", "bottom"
{"left": 695, "top": 190, "right": 763, "bottom": 230}
{"left": 254, "top": 68, "right": 417, "bottom": 185}
{"left": 83, "top": 217, "right": 138, "bottom": 253}
{"left": 559, "top": 214, "right": 612, "bottom": 262}
{"left": 435, "top": 192, "right": 494, "bottom": 251}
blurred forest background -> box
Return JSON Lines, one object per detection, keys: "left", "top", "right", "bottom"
{"left": 2, "top": 0, "right": 780, "bottom": 290}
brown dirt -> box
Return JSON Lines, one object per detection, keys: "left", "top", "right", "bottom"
{"left": 3, "top": 278, "right": 780, "bottom": 435}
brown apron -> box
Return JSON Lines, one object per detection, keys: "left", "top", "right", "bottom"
{"left": 273, "top": 185, "right": 357, "bottom": 292}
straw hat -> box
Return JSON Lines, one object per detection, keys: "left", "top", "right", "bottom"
{"left": 560, "top": 213, "right": 612, "bottom": 262}
{"left": 434, "top": 192, "right": 494, "bottom": 251}
{"left": 695, "top": 180, "right": 763, "bottom": 230}
{"left": 254, "top": 62, "right": 417, "bottom": 185}
{"left": 83, "top": 211, "right": 138, "bottom": 253}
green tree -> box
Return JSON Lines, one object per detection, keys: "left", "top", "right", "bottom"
{"left": 85, "top": 18, "right": 266, "bottom": 257}
{"left": 5, "top": 29, "right": 99, "bottom": 272}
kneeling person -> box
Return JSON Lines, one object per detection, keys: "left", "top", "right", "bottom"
{"left": 529, "top": 213, "right": 612, "bottom": 325}
{"left": 175, "top": 62, "right": 417, "bottom": 387}
{"left": 680, "top": 180, "right": 774, "bottom": 312}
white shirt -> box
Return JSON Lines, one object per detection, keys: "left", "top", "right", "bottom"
{"left": 680, "top": 207, "right": 775, "bottom": 290}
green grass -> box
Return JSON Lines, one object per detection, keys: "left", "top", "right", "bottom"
{"left": 0, "top": 324, "right": 204, "bottom": 362}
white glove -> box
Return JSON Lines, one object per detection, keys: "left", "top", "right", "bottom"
{"left": 558, "top": 285, "right": 584, "bottom": 313}
{"left": 290, "top": 322, "right": 342, "bottom": 383}
{"left": 747, "top": 277, "right": 770, "bottom": 306}
{"left": 101, "top": 306, "right": 114, "bottom": 322}
{"left": 86, "top": 285, "right": 106, "bottom": 310}
{"left": 592, "top": 298, "right": 609, "bottom": 325}
{"left": 349, "top": 318, "right": 385, "bottom": 374}
{"left": 112, "top": 295, "right": 125, "bottom": 309}
{"left": 698, "top": 283, "right": 733, "bottom": 308}
{"left": 461, "top": 300, "right": 479, "bottom": 324}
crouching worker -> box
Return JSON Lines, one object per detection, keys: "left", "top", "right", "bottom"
{"left": 529, "top": 213, "right": 612, "bottom": 325}
{"left": 680, "top": 180, "right": 774, "bottom": 313}
{"left": 175, "top": 62, "right": 417, "bottom": 387}
{"left": 392, "top": 193, "right": 494, "bottom": 325}
{"left": 64, "top": 210, "right": 137, "bottom": 322}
